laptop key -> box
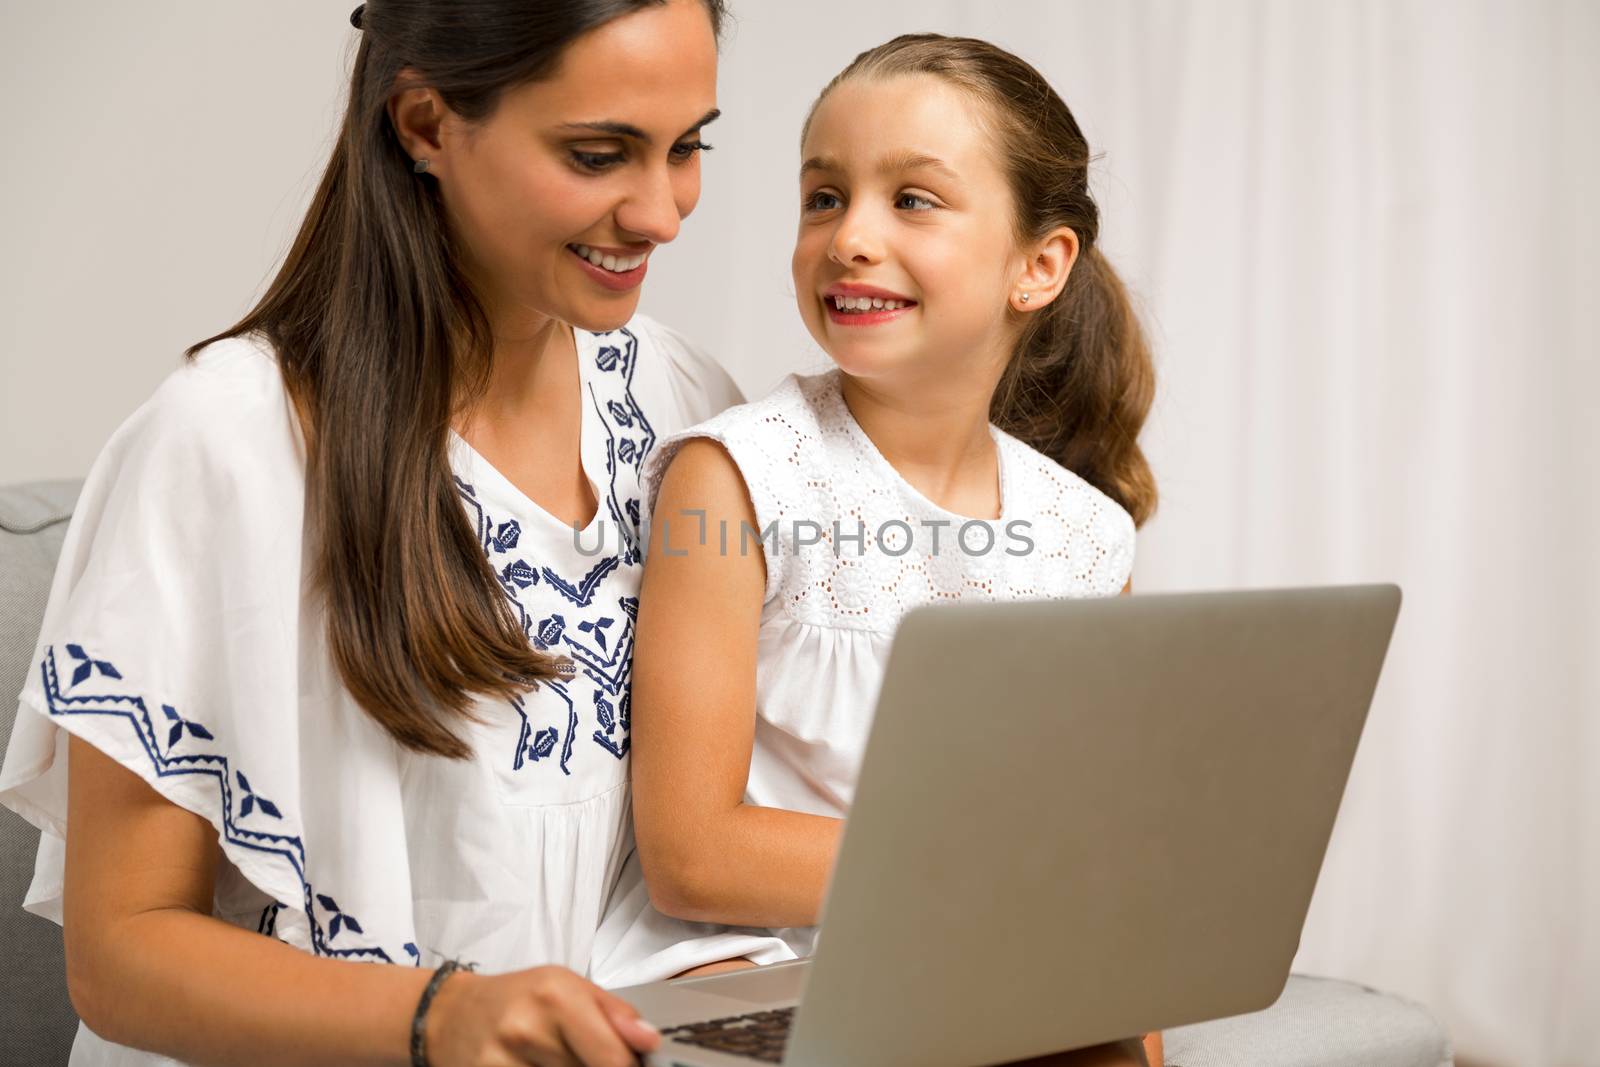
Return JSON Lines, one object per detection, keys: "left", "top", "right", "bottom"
{"left": 660, "top": 1006, "right": 796, "bottom": 1063}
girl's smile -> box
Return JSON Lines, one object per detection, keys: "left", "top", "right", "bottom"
{"left": 822, "top": 281, "right": 919, "bottom": 327}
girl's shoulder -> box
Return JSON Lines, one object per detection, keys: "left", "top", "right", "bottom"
{"left": 994, "top": 428, "right": 1138, "bottom": 590}
{"left": 638, "top": 369, "right": 829, "bottom": 502}
{"left": 655, "top": 367, "right": 826, "bottom": 440}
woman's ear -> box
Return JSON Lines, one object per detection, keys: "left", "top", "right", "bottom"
{"left": 1009, "top": 226, "right": 1080, "bottom": 315}
{"left": 386, "top": 72, "right": 448, "bottom": 173}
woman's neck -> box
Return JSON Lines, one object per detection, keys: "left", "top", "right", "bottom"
{"left": 837, "top": 364, "right": 1005, "bottom": 520}
{"left": 478, "top": 315, "right": 571, "bottom": 419}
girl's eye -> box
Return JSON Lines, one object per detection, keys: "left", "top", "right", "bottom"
{"left": 897, "top": 192, "right": 936, "bottom": 211}
{"left": 670, "top": 140, "right": 714, "bottom": 162}
{"left": 571, "top": 150, "right": 625, "bottom": 173}
{"left": 804, "top": 190, "right": 841, "bottom": 212}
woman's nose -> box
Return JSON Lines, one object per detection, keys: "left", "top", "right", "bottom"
{"left": 614, "top": 166, "right": 683, "bottom": 246}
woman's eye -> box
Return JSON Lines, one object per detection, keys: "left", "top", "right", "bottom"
{"left": 571, "top": 150, "right": 626, "bottom": 173}
{"left": 897, "top": 193, "right": 936, "bottom": 211}
{"left": 670, "top": 140, "right": 713, "bottom": 162}
{"left": 804, "top": 191, "right": 841, "bottom": 212}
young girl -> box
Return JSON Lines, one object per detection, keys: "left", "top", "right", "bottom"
{"left": 593, "top": 31, "right": 1159, "bottom": 1066}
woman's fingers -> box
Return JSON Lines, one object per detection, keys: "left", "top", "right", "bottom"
{"left": 596, "top": 988, "right": 662, "bottom": 1054}
{"left": 544, "top": 990, "right": 642, "bottom": 1067}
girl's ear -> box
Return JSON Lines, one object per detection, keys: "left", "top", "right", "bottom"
{"left": 387, "top": 72, "right": 449, "bottom": 173}
{"left": 1009, "top": 226, "right": 1080, "bottom": 315}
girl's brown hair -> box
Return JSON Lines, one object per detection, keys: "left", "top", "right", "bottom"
{"left": 187, "top": 0, "right": 727, "bottom": 759}
{"left": 807, "top": 33, "right": 1157, "bottom": 526}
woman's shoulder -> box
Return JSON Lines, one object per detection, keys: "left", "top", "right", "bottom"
{"left": 130, "top": 332, "right": 291, "bottom": 437}
{"left": 97, "top": 332, "right": 304, "bottom": 497}
{"left": 604, "top": 313, "right": 744, "bottom": 429}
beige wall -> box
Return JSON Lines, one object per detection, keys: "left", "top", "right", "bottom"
{"left": 0, "top": 0, "right": 1129, "bottom": 485}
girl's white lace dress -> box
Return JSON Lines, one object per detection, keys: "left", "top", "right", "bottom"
{"left": 591, "top": 368, "right": 1136, "bottom": 988}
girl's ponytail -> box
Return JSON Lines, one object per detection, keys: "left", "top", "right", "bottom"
{"left": 993, "top": 244, "right": 1157, "bottom": 526}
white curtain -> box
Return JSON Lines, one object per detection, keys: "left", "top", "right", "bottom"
{"left": 648, "top": 3, "right": 1600, "bottom": 1063}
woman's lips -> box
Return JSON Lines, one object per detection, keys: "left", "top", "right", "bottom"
{"left": 567, "top": 243, "right": 649, "bottom": 292}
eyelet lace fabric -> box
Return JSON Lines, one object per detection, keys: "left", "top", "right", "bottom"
{"left": 642, "top": 370, "right": 1136, "bottom": 635}
{"left": 593, "top": 369, "right": 1139, "bottom": 990}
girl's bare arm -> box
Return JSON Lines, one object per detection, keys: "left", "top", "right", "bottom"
{"left": 629, "top": 438, "right": 842, "bottom": 928}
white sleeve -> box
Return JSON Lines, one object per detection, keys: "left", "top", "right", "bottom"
{"left": 634, "top": 314, "right": 745, "bottom": 425}
{"left": 0, "top": 343, "right": 420, "bottom": 965}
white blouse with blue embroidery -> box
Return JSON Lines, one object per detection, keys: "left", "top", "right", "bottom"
{"left": 589, "top": 368, "right": 1137, "bottom": 989}
{"left": 0, "top": 315, "right": 739, "bottom": 1066}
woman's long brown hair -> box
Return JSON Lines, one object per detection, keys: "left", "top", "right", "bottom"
{"left": 807, "top": 34, "right": 1158, "bottom": 527}
{"left": 187, "top": 0, "right": 727, "bottom": 759}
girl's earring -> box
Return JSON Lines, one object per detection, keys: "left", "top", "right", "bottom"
{"left": 413, "top": 158, "right": 431, "bottom": 174}
{"left": 1018, "top": 292, "right": 1031, "bottom": 305}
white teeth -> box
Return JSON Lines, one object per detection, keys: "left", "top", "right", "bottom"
{"left": 571, "top": 245, "right": 646, "bottom": 273}
{"left": 831, "top": 295, "right": 911, "bottom": 313}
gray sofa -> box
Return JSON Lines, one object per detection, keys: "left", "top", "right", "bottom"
{"left": 0, "top": 479, "right": 1453, "bottom": 1066}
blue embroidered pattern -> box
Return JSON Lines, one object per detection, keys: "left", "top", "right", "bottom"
{"left": 38, "top": 646, "right": 408, "bottom": 964}
{"left": 453, "top": 326, "right": 657, "bottom": 777}
{"left": 592, "top": 330, "right": 655, "bottom": 563}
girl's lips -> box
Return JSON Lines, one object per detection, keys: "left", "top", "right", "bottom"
{"left": 824, "top": 297, "right": 917, "bottom": 328}
{"left": 567, "top": 244, "right": 648, "bottom": 292}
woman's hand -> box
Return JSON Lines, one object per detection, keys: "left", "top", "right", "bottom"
{"left": 62, "top": 735, "right": 657, "bottom": 1067}
{"left": 427, "top": 966, "right": 660, "bottom": 1067}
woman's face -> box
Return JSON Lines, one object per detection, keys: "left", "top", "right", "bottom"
{"left": 415, "top": 0, "right": 720, "bottom": 335}
{"left": 791, "top": 74, "right": 1026, "bottom": 386}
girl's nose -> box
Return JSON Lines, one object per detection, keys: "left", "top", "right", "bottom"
{"left": 828, "top": 207, "right": 884, "bottom": 266}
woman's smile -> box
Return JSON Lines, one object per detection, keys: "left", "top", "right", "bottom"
{"left": 567, "top": 241, "right": 652, "bottom": 291}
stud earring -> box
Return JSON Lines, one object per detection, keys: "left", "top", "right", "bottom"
{"left": 1019, "top": 293, "right": 1031, "bottom": 304}
{"left": 413, "top": 158, "right": 431, "bottom": 174}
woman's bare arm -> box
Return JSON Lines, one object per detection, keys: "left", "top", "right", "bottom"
{"left": 630, "top": 439, "right": 842, "bottom": 927}
{"left": 64, "top": 737, "right": 657, "bottom": 1067}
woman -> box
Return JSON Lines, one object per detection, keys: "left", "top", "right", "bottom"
{"left": 0, "top": 1, "right": 733, "bottom": 1064}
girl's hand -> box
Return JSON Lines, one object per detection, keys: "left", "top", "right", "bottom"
{"left": 427, "top": 966, "right": 660, "bottom": 1067}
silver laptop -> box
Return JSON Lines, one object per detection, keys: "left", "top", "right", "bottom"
{"left": 615, "top": 584, "right": 1402, "bottom": 1067}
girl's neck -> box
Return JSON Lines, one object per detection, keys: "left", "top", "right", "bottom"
{"left": 837, "top": 365, "right": 1004, "bottom": 520}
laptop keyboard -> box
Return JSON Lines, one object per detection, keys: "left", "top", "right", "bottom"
{"left": 660, "top": 1006, "right": 795, "bottom": 1063}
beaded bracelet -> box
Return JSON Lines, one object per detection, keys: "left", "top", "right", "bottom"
{"left": 410, "top": 958, "right": 476, "bottom": 1067}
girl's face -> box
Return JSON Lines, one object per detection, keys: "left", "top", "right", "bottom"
{"left": 792, "top": 74, "right": 1028, "bottom": 386}
{"left": 405, "top": 0, "right": 720, "bottom": 335}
